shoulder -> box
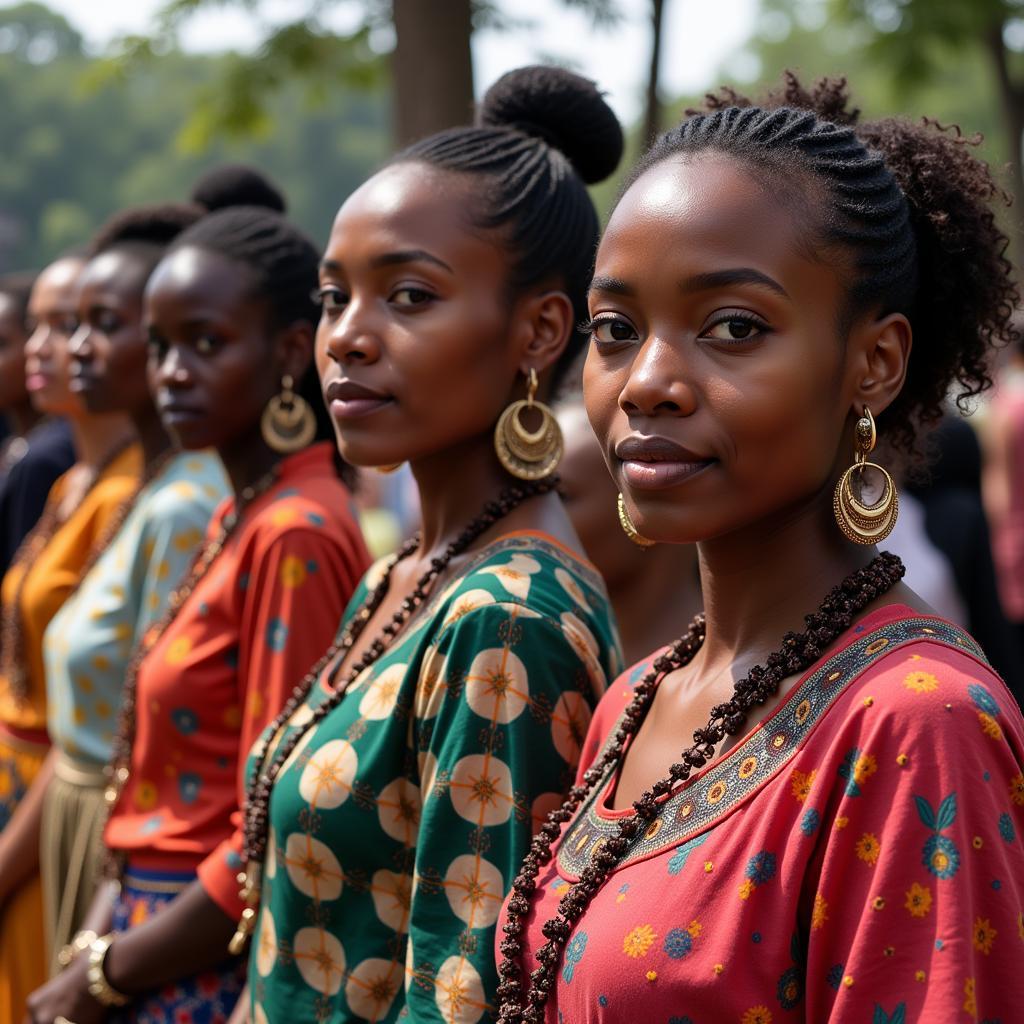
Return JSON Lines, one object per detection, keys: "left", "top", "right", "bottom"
{"left": 89, "top": 446, "right": 143, "bottom": 508}
{"left": 141, "top": 453, "right": 229, "bottom": 523}
{"left": 12, "top": 420, "right": 74, "bottom": 477}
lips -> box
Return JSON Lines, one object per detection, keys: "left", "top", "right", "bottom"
{"left": 324, "top": 377, "right": 393, "bottom": 421}
{"left": 614, "top": 435, "right": 715, "bottom": 491}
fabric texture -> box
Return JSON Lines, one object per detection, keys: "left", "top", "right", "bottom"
{"left": 105, "top": 444, "right": 371, "bottom": 903}
{"left": 502, "top": 604, "right": 1024, "bottom": 1024}
{"left": 249, "top": 532, "right": 622, "bottom": 1024}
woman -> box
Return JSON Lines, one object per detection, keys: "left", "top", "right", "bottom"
{"left": 25, "top": 205, "right": 371, "bottom": 1024}
{"left": 497, "top": 77, "right": 1024, "bottom": 1022}
{"left": 0, "top": 269, "right": 76, "bottom": 577}
{"left": 0, "top": 251, "right": 141, "bottom": 1023}
{"left": 38, "top": 204, "right": 230, "bottom": 971}
{"left": 228, "top": 65, "right": 625, "bottom": 1024}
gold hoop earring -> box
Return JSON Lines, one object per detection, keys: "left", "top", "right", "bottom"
{"left": 833, "top": 406, "right": 899, "bottom": 545}
{"left": 261, "top": 374, "right": 316, "bottom": 454}
{"left": 617, "top": 492, "right": 655, "bottom": 548}
{"left": 494, "top": 368, "right": 563, "bottom": 480}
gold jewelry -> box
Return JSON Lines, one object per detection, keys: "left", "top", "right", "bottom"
{"left": 261, "top": 374, "right": 316, "bottom": 453}
{"left": 617, "top": 492, "right": 655, "bottom": 547}
{"left": 57, "top": 928, "right": 98, "bottom": 969}
{"left": 86, "top": 934, "right": 130, "bottom": 1007}
{"left": 55, "top": 1016, "right": 79, "bottom": 1024}
{"left": 833, "top": 406, "right": 899, "bottom": 545}
{"left": 494, "top": 368, "right": 563, "bottom": 480}
{"left": 375, "top": 463, "right": 403, "bottom": 474}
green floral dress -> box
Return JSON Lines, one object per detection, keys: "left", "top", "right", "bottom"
{"left": 248, "top": 531, "right": 622, "bottom": 1024}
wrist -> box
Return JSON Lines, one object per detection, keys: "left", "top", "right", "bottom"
{"left": 86, "top": 934, "right": 131, "bottom": 1007}
{"left": 57, "top": 928, "right": 99, "bottom": 969}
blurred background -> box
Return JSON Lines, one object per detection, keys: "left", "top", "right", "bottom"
{"left": 1, "top": 0, "right": 1021, "bottom": 274}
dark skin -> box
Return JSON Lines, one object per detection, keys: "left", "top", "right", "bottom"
{"left": 0, "top": 292, "right": 42, "bottom": 436}
{"left": 557, "top": 400, "right": 701, "bottom": 665}
{"left": 316, "top": 160, "right": 585, "bottom": 676}
{"left": 69, "top": 248, "right": 173, "bottom": 465}
{"left": 24, "top": 246, "right": 313, "bottom": 1024}
{"left": 580, "top": 154, "right": 928, "bottom": 810}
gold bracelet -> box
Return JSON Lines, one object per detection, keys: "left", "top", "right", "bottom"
{"left": 56, "top": 929, "right": 98, "bottom": 969}
{"left": 85, "top": 934, "right": 130, "bottom": 1008}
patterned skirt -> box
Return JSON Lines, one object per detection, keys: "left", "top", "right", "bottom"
{"left": 110, "top": 867, "right": 246, "bottom": 1024}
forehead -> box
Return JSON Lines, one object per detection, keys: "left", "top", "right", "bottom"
{"left": 147, "top": 246, "right": 255, "bottom": 308}
{"left": 30, "top": 258, "right": 83, "bottom": 308}
{"left": 79, "top": 248, "right": 150, "bottom": 297}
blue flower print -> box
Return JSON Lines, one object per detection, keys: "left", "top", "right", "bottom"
{"left": 923, "top": 834, "right": 960, "bottom": 879}
{"left": 178, "top": 773, "right": 202, "bottom": 804}
{"left": 562, "top": 931, "right": 588, "bottom": 984}
{"left": 663, "top": 928, "right": 693, "bottom": 960}
{"left": 800, "top": 808, "right": 820, "bottom": 836}
{"left": 746, "top": 851, "right": 777, "bottom": 885}
{"left": 171, "top": 708, "right": 199, "bottom": 735}
{"left": 999, "top": 812, "right": 1015, "bottom": 843}
{"left": 667, "top": 833, "right": 709, "bottom": 875}
{"left": 668, "top": 1018, "right": 694, "bottom": 1024}
{"left": 141, "top": 814, "right": 164, "bottom": 835}
{"left": 872, "top": 1004, "right": 907, "bottom": 1024}
{"left": 777, "top": 966, "right": 803, "bottom": 1010}
{"left": 968, "top": 684, "right": 1000, "bottom": 717}
{"left": 265, "top": 617, "right": 289, "bottom": 652}
{"left": 826, "top": 964, "right": 844, "bottom": 990}
{"left": 306, "top": 512, "right": 325, "bottom": 527}
{"left": 238, "top": 572, "right": 250, "bottom": 591}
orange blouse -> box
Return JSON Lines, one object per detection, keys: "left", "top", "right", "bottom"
{"left": 0, "top": 445, "right": 142, "bottom": 735}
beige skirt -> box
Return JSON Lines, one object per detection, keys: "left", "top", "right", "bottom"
{"left": 39, "top": 752, "right": 108, "bottom": 976}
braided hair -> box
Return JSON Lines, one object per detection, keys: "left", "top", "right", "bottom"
{"left": 88, "top": 203, "right": 204, "bottom": 261}
{"left": 621, "top": 73, "right": 1019, "bottom": 456}
{"left": 166, "top": 206, "right": 342, "bottom": 463}
{"left": 395, "top": 65, "right": 624, "bottom": 390}
{"left": 190, "top": 163, "right": 287, "bottom": 214}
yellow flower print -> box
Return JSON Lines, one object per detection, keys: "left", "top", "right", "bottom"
{"left": 978, "top": 713, "right": 1003, "bottom": 740}
{"left": 834, "top": 816, "right": 849, "bottom": 830}
{"left": 905, "top": 882, "right": 932, "bottom": 918}
{"left": 165, "top": 635, "right": 193, "bottom": 665}
{"left": 963, "top": 977, "right": 976, "bottom": 1017}
{"left": 973, "top": 917, "right": 997, "bottom": 955}
{"left": 855, "top": 832, "right": 881, "bottom": 866}
{"left": 790, "top": 768, "right": 817, "bottom": 803}
{"left": 741, "top": 1007, "right": 773, "bottom": 1024}
{"left": 811, "top": 893, "right": 829, "bottom": 930}
{"left": 853, "top": 751, "right": 877, "bottom": 785}
{"left": 279, "top": 555, "right": 308, "bottom": 589}
{"left": 134, "top": 779, "right": 158, "bottom": 811}
{"left": 738, "top": 878, "right": 755, "bottom": 901}
{"left": 0, "top": 765, "right": 12, "bottom": 799}
{"left": 622, "top": 924, "right": 656, "bottom": 958}
{"left": 1019, "top": 912, "right": 1024, "bottom": 942}
{"left": 903, "top": 669, "right": 938, "bottom": 693}
{"left": 687, "top": 920, "right": 702, "bottom": 938}
{"left": 1009, "top": 773, "right": 1024, "bottom": 806}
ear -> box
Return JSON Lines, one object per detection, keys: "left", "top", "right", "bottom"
{"left": 272, "top": 320, "right": 316, "bottom": 385}
{"left": 846, "top": 311, "right": 912, "bottom": 419}
{"left": 510, "top": 289, "right": 576, "bottom": 382}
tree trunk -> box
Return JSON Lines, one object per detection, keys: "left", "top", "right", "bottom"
{"left": 391, "top": 0, "right": 475, "bottom": 148}
{"left": 985, "top": 21, "right": 1024, "bottom": 274}
{"left": 642, "top": 0, "right": 667, "bottom": 146}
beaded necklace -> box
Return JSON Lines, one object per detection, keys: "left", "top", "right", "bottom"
{"left": 495, "top": 551, "right": 905, "bottom": 1023}
{"left": 228, "top": 477, "right": 558, "bottom": 954}
{"left": 102, "top": 465, "right": 281, "bottom": 876}
{"left": 0, "top": 434, "right": 138, "bottom": 703}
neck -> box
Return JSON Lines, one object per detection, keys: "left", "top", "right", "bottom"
{"left": 410, "top": 433, "right": 517, "bottom": 555}
{"left": 5, "top": 400, "right": 43, "bottom": 438}
{"left": 69, "top": 411, "right": 136, "bottom": 471}
{"left": 217, "top": 425, "right": 287, "bottom": 498}
{"left": 695, "top": 484, "right": 876, "bottom": 668}
{"left": 131, "top": 403, "right": 174, "bottom": 469}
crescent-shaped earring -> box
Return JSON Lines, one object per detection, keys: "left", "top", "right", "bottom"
{"left": 833, "top": 406, "right": 899, "bottom": 544}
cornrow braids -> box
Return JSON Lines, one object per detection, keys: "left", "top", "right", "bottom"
{"left": 394, "top": 65, "right": 624, "bottom": 391}
{"left": 88, "top": 202, "right": 204, "bottom": 259}
{"left": 623, "top": 73, "right": 1020, "bottom": 457}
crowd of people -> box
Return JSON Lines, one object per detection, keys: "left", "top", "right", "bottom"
{"left": 0, "top": 63, "right": 1021, "bottom": 1024}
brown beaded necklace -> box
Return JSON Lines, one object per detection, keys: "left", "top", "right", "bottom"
{"left": 0, "top": 434, "right": 138, "bottom": 703}
{"left": 102, "top": 464, "right": 281, "bottom": 877}
{"left": 228, "top": 477, "right": 558, "bottom": 954}
{"left": 496, "top": 550, "right": 905, "bottom": 1024}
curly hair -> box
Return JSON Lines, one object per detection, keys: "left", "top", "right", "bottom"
{"left": 622, "top": 72, "right": 1020, "bottom": 457}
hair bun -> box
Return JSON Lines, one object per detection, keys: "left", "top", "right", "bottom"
{"left": 478, "top": 65, "right": 623, "bottom": 185}
{"left": 190, "top": 164, "right": 287, "bottom": 213}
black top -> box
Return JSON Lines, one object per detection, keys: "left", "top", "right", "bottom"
{"left": 0, "top": 417, "right": 75, "bottom": 578}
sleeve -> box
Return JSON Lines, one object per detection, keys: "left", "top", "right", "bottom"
{"left": 131, "top": 491, "right": 216, "bottom": 639}
{"left": 803, "top": 655, "right": 1024, "bottom": 1022}
{"left": 402, "top": 601, "right": 599, "bottom": 1022}
{"left": 197, "top": 523, "right": 366, "bottom": 918}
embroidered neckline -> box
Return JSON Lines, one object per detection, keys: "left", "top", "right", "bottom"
{"left": 556, "top": 616, "right": 985, "bottom": 879}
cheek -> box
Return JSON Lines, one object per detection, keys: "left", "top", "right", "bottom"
{"left": 582, "top": 351, "right": 623, "bottom": 449}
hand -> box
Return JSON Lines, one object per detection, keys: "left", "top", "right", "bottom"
{"left": 24, "top": 954, "right": 108, "bottom": 1024}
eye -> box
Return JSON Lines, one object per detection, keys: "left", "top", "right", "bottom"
{"left": 96, "top": 312, "right": 121, "bottom": 334}
{"left": 700, "top": 311, "right": 770, "bottom": 344}
{"left": 587, "top": 315, "right": 638, "bottom": 346}
{"left": 312, "top": 286, "right": 347, "bottom": 315}
{"left": 60, "top": 315, "right": 78, "bottom": 334}
{"left": 195, "top": 335, "right": 220, "bottom": 355}
{"left": 391, "top": 287, "right": 434, "bottom": 307}
{"left": 146, "top": 332, "right": 168, "bottom": 359}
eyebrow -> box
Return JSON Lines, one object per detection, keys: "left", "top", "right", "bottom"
{"left": 680, "top": 268, "right": 789, "bottom": 298}
{"left": 319, "top": 249, "right": 454, "bottom": 275}
{"left": 589, "top": 275, "right": 635, "bottom": 297}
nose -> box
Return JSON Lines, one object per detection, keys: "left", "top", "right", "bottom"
{"left": 619, "top": 336, "right": 698, "bottom": 418}
{"left": 151, "top": 344, "right": 191, "bottom": 388}
{"left": 68, "top": 323, "right": 94, "bottom": 361}
{"left": 319, "top": 300, "right": 383, "bottom": 366}
{"left": 24, "top": 324, "right": 49, "bottom": 361}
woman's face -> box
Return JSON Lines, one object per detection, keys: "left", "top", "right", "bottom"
{"left": 24, "top": 257, "right": 85, "bottom": 416}
{"left": 69, "top": 249, "right": 155, "bottom": 418}
{"left": 0, "top": 293, "right": 29, "bottom": 412}
{"left": 584, "top": 153, "right": 855, "bottom": 545}
{"left": 144, "top": 246, "right": 284, "bottom": 452}
{"left": 315, "top": 161, "right": 528, "bottom": 468}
